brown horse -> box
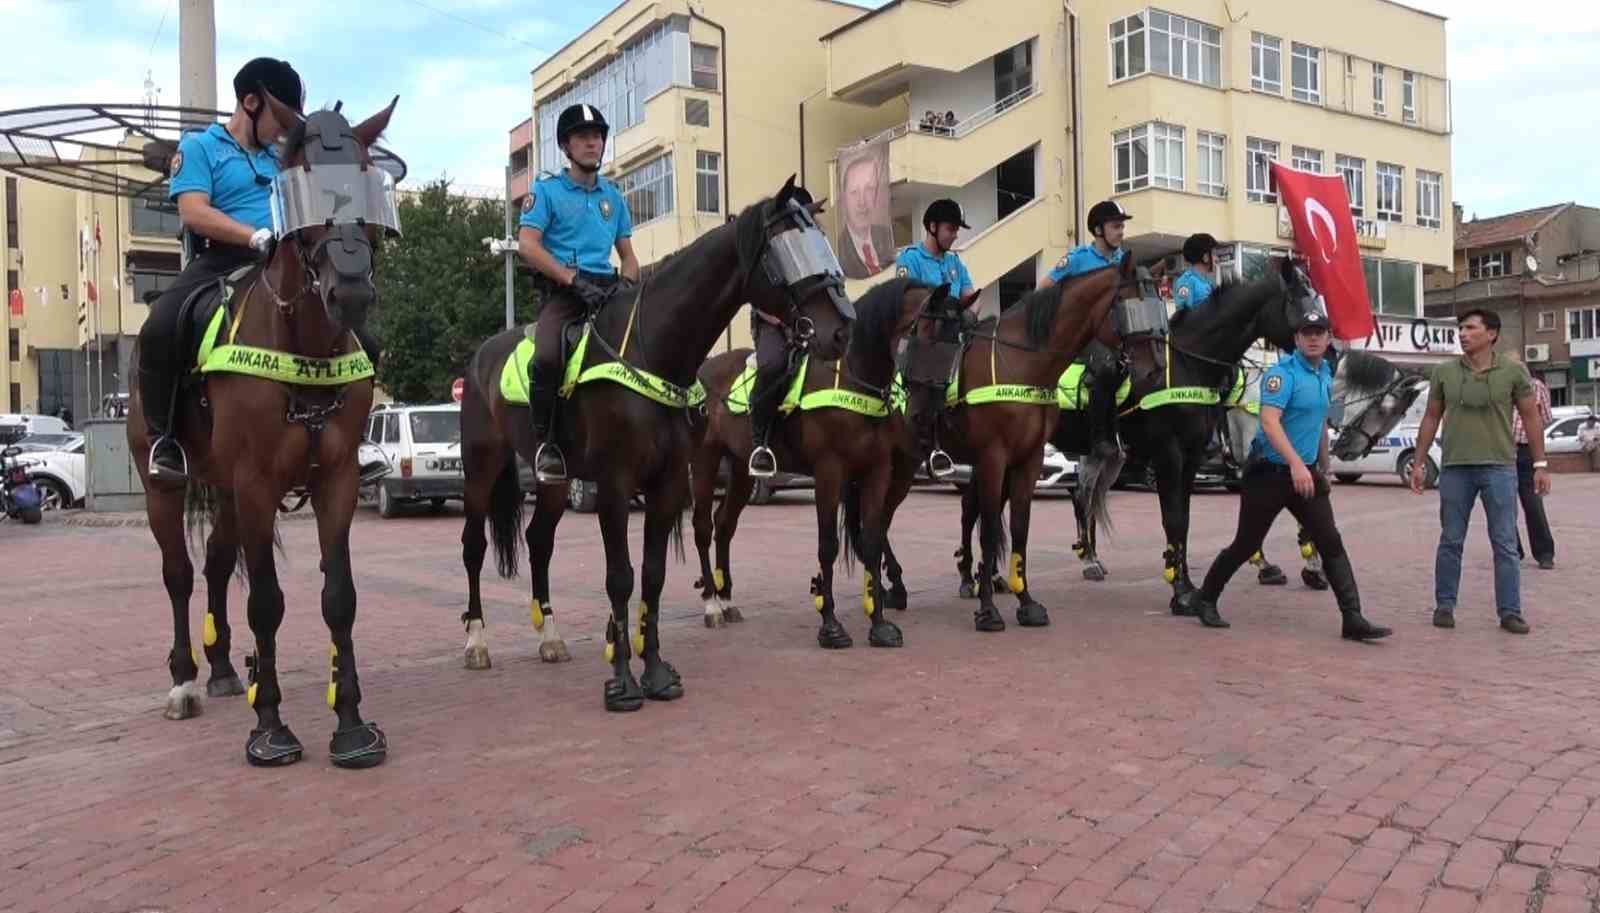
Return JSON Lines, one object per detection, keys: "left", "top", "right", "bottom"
{"left": 688, "top": 277, "right": 963, "bottom": 648}
{"left": 128, "top": 95, "right": 399, "bottom": 768}
{"left": 457, "top": 178, "right": 853, "bottom": 711}
{"left": 939, "top": 253, "right": 1143, "bottom": 632}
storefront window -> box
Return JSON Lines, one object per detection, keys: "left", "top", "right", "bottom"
{"left": 1379, "top": 260, "right": 1417, "bottom": 316}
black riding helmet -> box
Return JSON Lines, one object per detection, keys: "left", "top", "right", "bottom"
{"left": 1182, "top": 232, "right": 1218, "bottom": 264}
{"left": 1086, "top": 199, "right": 1132, "bottom": 236}
{"left": 923, "top": 198, "right": 970, "bottom": 231}
{"left": 233, "top": 57, "right": 304, "bottom": 148}
{"left": 557, "top": 104, "right": 610, "bottom": 146}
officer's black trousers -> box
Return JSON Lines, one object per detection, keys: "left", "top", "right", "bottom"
{"left": 531, "top": 271, "right": 618, "bottom": 386}
{"left": 1199, "top": 462, "right": 1349, "bottom": 603}
{"left": 747, "top": 322, "right": 789, "bottom": 441}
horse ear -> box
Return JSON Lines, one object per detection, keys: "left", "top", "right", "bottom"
{"left": 806, "top": 197, "right": 828, "bottom": 216}
{"left": 777, "top": 173, "right": 797, "bottom": 206}
{"left": 932, "top": 282, "right": 951, "bottom": 302}
{"left": 261, "top": 89, "right": 301, "bottom": 137}
{"left": 353, "top": 96, "right": 400, "bottom": 150}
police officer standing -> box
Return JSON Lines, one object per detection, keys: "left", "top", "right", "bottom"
{"left": 140, "top": 58, "right": 389, "bottom": 484}
{"left": 518, "top": 104, "right": 638, "bottom": 483}
{"left": 895, "top": 199, "right": 980, "bottom": 308}
{"left": 1038, "top": 200, "right": 1131, "bottom": 454}
{"left": 1173, "top": 232, "right": 1220, "bottom": 313}
{"left": 1177, "top": 311, "right": 1392, "bottom": 640}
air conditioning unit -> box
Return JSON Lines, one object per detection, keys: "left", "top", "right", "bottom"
{"left": 1525, "top": 344, "right": 1550, "bottom": 363}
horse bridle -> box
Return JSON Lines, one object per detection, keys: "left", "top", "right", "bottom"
{"left": 739, "top": 199, "right": 853, "bottom": 350}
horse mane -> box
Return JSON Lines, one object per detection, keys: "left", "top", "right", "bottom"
{"left": 1000, "top": 265, "right": 1114, "bottom": 346}
{"left": 640, "top": 194, "right": 772, "bottom": 286}
{"left": 1170, "top": 270, "right": 1283, "bottom": 348}
{"left": 850, "top": 276, "right": 926, "bottom": 357}
{"left": 1337, "top": 349, "right": 1401, "bottom": 397}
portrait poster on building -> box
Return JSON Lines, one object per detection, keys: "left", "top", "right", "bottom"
{"left": 835, "top": 138, "right": 893, "bottom": 280}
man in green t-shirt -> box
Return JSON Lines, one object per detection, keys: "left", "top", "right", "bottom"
{"left": 1411, "top": 308, "right": 1551, "bottom": 634}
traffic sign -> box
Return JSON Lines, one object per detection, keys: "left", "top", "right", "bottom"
{"left": 451, "top": 377, "right": 465, "bottom": 403}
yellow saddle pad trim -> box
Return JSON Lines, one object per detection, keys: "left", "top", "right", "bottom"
{"left": 195, "top": 296, "right": 373, "bottom": 386}
{"left": 500, "top": 325, "right": 703, "bottom": 409}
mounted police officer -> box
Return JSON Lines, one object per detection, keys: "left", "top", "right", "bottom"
{"left": 1039, "top": 200, "right": 1131, "bottom": 456}
{"left": 1173, "top": 232, "right": 1219, "bottom": 313}
{"left": 895, "top": 199, "right": 979, "bottom": 309}
{"left": 1177, "top": 310, "right": 1391, "bottom": 641}
{"left": 517, "top": 103, "right": 639, "bottom": 483}
{"left": 141, "top": 57, "right": 386, "bottom": 484}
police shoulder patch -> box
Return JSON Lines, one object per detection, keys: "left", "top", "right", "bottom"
{"left": 1264, "top": 375, "right": 1284, "bottom": 394}
{"left": 169, "top": 151, "right": 183, "bottom": 178}
{"left": 1056, "top": 255, "right": 1069, "bottom": 269}
{"left": 1176, "top": 285, "right": 1190, "bottom": 301}
{"left": 521, "top": 193, "right": 535, "bottom": 213}
{"left": 895, "top": 266, "right": 908, "bottom": 278}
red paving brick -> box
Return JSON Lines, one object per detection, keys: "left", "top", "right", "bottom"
{"left": 4, "top": 479, "right": 1600, "bottom": 912}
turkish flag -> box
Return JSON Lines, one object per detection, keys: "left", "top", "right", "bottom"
{"left": 1270, "top": 161, "right": 1376, "bottom": 341}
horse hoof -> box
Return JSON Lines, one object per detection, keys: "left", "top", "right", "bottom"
{"left": 1257, "top": 566, "right": 1288, "bottom": 586}
{"left": 206, "top": 673, "right": 245, "bottom": 698}
{"left": 641, "top": 661, "right": 684, "bottom": 701}
{"left": 1082, "top": 563, "right": 1107, "bottom": 582}
{"left": 722, "top": 605, "right": 745, "bottom": 623}
{"left": 1301, "top": 569, "right": 1329, "bottom": 591}
{"left": 1171, "top": 593, "right": 1199, "bottom": 617}
{"left": 1016, "top": 602, "right": 1051, "bottom": 627}
{"left": 868, "top": 622, "right": 903, "bottom": 648}
{"left": 974, "top": 607, "right": 1006, "bottom": 633}
{"left": 245, "top": 725, "right": 303, "bottom": 767}
{"left": 163, "top": 682, "right": 204, "bottom": 720}
{"left": 329, "top": 722, "right": 387, "bottom": 769}
{"left": 538, "top": 641, "right": 572, "bottom": 664}
{"left": 604, "top": 676, "right": 645, "bottom": 713}
{"left": 817, "top": 622, "right": 854, "bottom": 649}
{"left": 703, "top": 609, "right": 724, "bottom": 628}
{"left": 958, "top": 581, "right": 977, "bottom": 599}
{"left": 464, "top": 646, "right": 492, "bottom": 671}
{"left": 886, "top": 588, "right": 908, "bottom": 611}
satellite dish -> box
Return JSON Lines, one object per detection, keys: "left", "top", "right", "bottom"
{"left": 1525, "top": 254, "right": 1540, "bottom": 275}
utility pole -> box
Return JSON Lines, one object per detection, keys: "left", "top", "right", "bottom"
{"left": 484, "top": 165, "right": 519, "bottom": 332}
{"left": 178, "top": 0, "right": 217, "bottom": 116}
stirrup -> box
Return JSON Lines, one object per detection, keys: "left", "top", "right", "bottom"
{"left": 148, "top": 437, "right": 190, "bottom": 483}
{"left": 748, "top": 445, "right": 777, "bottom": 479}
{"left": 927, "top": 449, "right": 956, "bottom": 479}
{"left": 534, "top": 441, "right": 568, "bottom": 484}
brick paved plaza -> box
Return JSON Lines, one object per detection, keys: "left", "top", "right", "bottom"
{"left": 3, "top": 476, "right": 1599, "bottom": 913}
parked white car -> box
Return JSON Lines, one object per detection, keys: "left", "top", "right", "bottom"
{"left": 942, "top": 443, "right": 1079, "bottom": 494}
{"left": 0, "top": 413, "right": 71, "bottom": 446}
{"left": 1545, "top": 409, "right": 1597, "bottom": 455}
{"left": 365, "top": 403, "right": 463, "bottom": 518}
{"left": 14, "top": 434, "right": 86, "bottom": 510}
{"left": 1329, "top": 423, "right": 1442, "bottom": 488}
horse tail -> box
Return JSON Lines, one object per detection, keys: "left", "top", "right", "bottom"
{"left": 183, "top": 482, "right": 277, "bottom": 586}
{"left": 838, "top": 481, "right": 860, "bottom": 574}
{"left": 1076, "top": 448, "right": 1123, "bottom": 541}
{"left": 671, "top": 506, "right": 687, "bottom": 564}
{"left": 488, "top": 457, "right": 522, "bottom": 579}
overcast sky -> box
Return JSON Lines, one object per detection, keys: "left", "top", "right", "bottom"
{"left": 2, "top": 0, "right": 1594, "bottom": 218}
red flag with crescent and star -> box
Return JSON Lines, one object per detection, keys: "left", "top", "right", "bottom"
{"left": 1270, "top": 161, "right": 1376, "bottom": 341}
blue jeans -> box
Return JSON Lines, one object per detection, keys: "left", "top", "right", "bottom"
{"left": 1434, "top": 465, "right": 1522, "bottom": 618}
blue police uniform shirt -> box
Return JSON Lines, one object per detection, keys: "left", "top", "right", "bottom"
{"left": 168, "top": 123, "right": 280, "bottom": 232}
{"left": 1252, "top": 349, "right": 1333, "bottom": 466}
{"left": 520, "top": 171, "right": 632, "bottom": 275}
{"left": 894, "top": 244, "right": 974, "bottom": 296}
{"left": 1172, "top": 268, "right": 1215, "bottom": 311}
{"left": 1047, "top": 243, "right": 1125, "bottom": 284}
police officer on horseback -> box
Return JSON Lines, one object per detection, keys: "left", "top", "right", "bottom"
{"left": 518, "top": 103, "right": 639, "bottom": 483}
{"left": 1039, "top": 200, "right": 1132, "bottom": 456}
{"left": 894, "top": 199, "right": 979, "bottom": 308}
{"left": 140, "top": 58, "right": 382, "bottom": 484}
{"left": 1173, "top": 232, "right": 1219, "bottom": 312}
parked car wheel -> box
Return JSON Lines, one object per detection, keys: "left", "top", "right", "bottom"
{"left": 33, "top": 477, "right": 73, "bottom": 511}
{"left": 377, "top": 484, "right": 402, "bottom": 519}
{"left": 567, "top": 479, "right": 598, "bottom": 513}
{"left": 1397, "top": 451, "right": 1439, "bottom": 490}
{"left": 429, "top": 497, "right": 447, "bottom": 511}
{"left": 1334, "top": 473, "right": 1363, "bottom": 484}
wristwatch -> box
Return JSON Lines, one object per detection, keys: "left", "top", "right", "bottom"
{"left": 1532, "top": 460, "right": 1549, "bottom": 469}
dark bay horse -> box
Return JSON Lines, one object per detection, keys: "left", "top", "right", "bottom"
{"left": 939, "top": 252, "right": 1141, "bottom": 632}
{"left": 458, "top": 178, "right": 852, "bottom": 712}
{"left": 688, "top": 278, "right": 963, "bottom": 649}
{"left": 128, "top": 95, "right": 399, "bottom": 768}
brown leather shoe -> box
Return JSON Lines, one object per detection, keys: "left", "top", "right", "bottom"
{"left": 1500, "top": 615, "right": 1531, "bottom": 635}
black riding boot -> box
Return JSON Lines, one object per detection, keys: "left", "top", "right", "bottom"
{"left": 1086, "top": 368, "right": 1122, "bottom": 461}
{"left": 140, "top": 365, "right": 188, "bottom": 484}
{"left": 529, "top": 361, "right": 566, "bottom": 483}
{"left": 1324, "top": 553, "right": 1392, "bottom": 641}
{"left": 747, "top": 376, "right": 780, "bottom": 479}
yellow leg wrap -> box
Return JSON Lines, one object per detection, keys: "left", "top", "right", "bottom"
{"left": 1009, "top": 553, "right": 1026, "bottom": 594}
{"left": 1162, "top": 566, "right": 1178, "bottom": 583}
{"left": 530, "top": 598, "right": 546, "bottom": 631}
{"left": 604, "top": 622, "right": 616, "bottom": 664}
{"left": 633, "top": 602, "right": 648, "bottom": 656}
{"left": 1249, "top": 550, "right": 1265, "bottom": 566}
{"left": 202, "top": 612, "right": 218, "bottom": 647}
{"left": 1300, "top": 541, "right": 1315, "bottom": 559}
{"left": 814, "top": 594, "right": 825, "bottom": 612}
{"left": 863, "top": 572, "right": 876, "bottom": 617}
{"left": 604, "top": 642, "right": 615, "bottom": 664}
{"left": 713, "top": 568, "right": 726, "bottom": 592}
{"left": 326, "top": 643, "right": 339, "bottom": 709}
{"left": 247, "top": 682, "right": 259, "bottom": 707}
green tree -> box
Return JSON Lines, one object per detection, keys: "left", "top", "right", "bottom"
{"left": 373, "top": 179, "right": 540, "bottom": 403}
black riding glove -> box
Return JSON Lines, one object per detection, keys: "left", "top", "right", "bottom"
{"left": 569, "top": 274, "right": 614, "bottom": 312}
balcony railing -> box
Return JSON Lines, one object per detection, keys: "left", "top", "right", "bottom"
{"left": 853, "top": 84, "right": 1039, "bottom": 149}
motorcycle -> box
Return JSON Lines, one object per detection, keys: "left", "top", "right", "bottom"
{"left": 1, "top": 446, "right": 44, "bottom": 525}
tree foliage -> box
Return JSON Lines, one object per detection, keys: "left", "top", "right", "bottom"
{"left": 372, "top": 179, "right": 541, "bottom": 403}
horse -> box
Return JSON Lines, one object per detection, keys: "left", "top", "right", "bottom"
{"left": 687, "top": 277, "right": 964, "bottom": 649}
{"left": 128, "top": 94, "right": 400, "bottom": 768}
{"left": 1053, "top": 256, "right": 1322, "bottom": 610}
{"left": 934, "top": 252, "right": 1144, "bottom": 633}
{"left": 457, "top": 177, "right": 853, "bottom": 712}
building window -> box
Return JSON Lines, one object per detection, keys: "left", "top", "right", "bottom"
{"left": 1148, "top": 10, "right": 1222, "bottom": 86}
{"left": 1375, "top": 162, "right": 1403, "bottom": 222}
{"left": 994, "top": 41, "right": 1034, "bottom": 106}
{"left": 1538, "top": 311, "right": 1557, "bottom": 332}
{"left": 4, "top": 269, "right": 15, "bottom": 293}
{"left": 1291, "top": 146, "right": 1322, "bottom": 173}
{"left": 1372, "top": 63, "right": 1387, "bottom": 116}
{"left": 691, "top": 43, "right": 719, "bottom": 91}
{"left": 1402, "top": 70, "right": 1417, "bottom": 123}
{"left": 7, "top": 329, "right": 17, "bottom": 362}
{"left": 1245, "top": 137, "right": 1279, "bottom": 204}
{"left": 130, "top": 198, "right": 181, "bottom": 237}
{"left": 1109, "top": 12, "right": 1147, "bottom": 81}
{"left": 8, "top": 384, "right": 17, "bottom": 413}
{"left": 1335, "top": 155, "right": 1365, "bottom": 217}
{"left": 3, "top": 177, "right": 16, "bottom": 249}
{"left": 1197, "top": 131, "right": 1226, "bottom": 197}
{"left": 535, "top": 20, "right": 685, "bottom": 174}
{"left": 1291, "top": 43, "right": 1321, "bottom": 103}
{"left": 684, "top": 97, "right": 710, "bottom": 127}
{"left": 1250, "top": 32, "right": 1282, "bottom": 94}
{"left": 1416, "top": 170, "right": 1442, "bottom": 228}
{"left": 695, "top": 151, "right": 721, "bottom": 214}
{"left": 1468, "top": 251, "right": 1510, "bottom": 280}
{"left": 1362, "top": 256, "right": 1418, "bottom": 317}
{"left": 1112, "top": 126, "right": 1149, "bottom": 192}
{"left": 130, "top": 269, "right": 179, "bottom": 305}
{"left": 617, "top": 154, "right": 675, "bottom": 226}
{"left": 1570, "top": 306, "right": 1600, "bottom": 343}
